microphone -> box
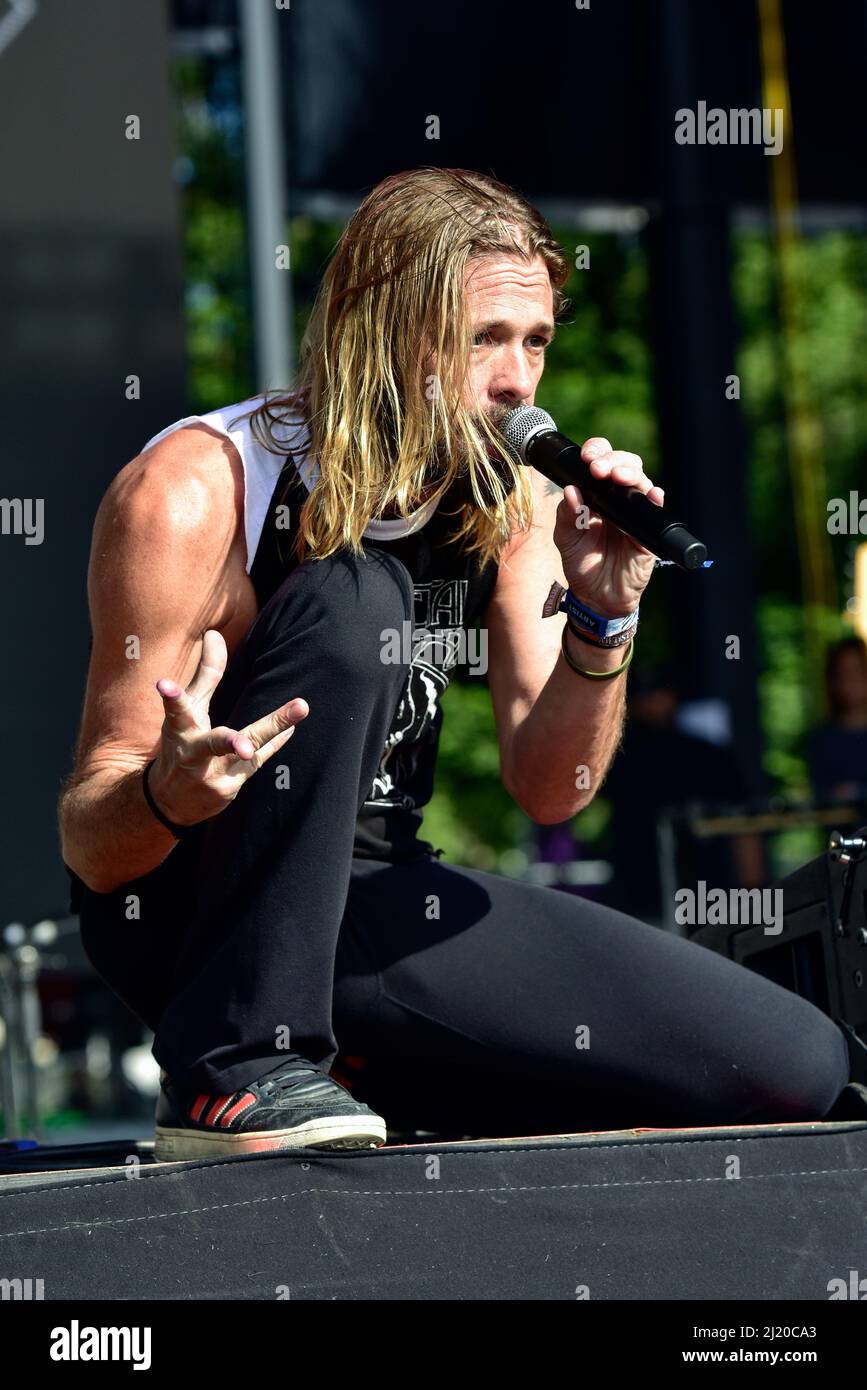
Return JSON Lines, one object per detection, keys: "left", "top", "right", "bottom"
{"left": 498, "top": 406, "right": 711, "bottom": 572}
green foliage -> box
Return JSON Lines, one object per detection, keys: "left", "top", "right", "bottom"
{"left": 732, "top": 229, "right": 867, "bottom": 598}
{"left": 543, "top": 234, "right": 658, "bottom": 464}
{"left": 174, "top": 59, "right": 252, "bottom": 408}
{"left": 732, "top": 228, "right": 867, "bottom": 802}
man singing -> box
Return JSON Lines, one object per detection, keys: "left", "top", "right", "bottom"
{"left": 59, "top": 168, "right": 851, "bottom": 1158}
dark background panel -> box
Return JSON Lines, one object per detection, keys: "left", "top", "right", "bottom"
{"left": 281, "top": 0, "right": 866, "bottom": 207}
{"left": 284, "top": 0, "right": 654, "bottom": 201}
{"left": 0, "top": 0, "right": 186, "bottom": 921}
{"left": 784, "top": 0, "right": 867, "bottom": 204}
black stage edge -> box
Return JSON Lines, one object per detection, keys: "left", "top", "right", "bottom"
{"left": 2, "top": 1120, "right": 867, "bottom": 1303}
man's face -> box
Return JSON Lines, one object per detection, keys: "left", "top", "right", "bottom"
{"left": 461, "top": 252, "right": 555, "bottom": 436}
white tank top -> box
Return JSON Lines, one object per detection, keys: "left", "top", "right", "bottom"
{"left": 140, "top": 393, "right": 442, "bottom": 573}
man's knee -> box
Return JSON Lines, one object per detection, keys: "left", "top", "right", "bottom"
{"left": 782, "top": 1010, "right": 851, "bottom": 1118}
{"left": 745, "top": 999, "right": 851, "bottom": 1121}
{"left": 263, "top": 548, "right": 413, "bottom": 669}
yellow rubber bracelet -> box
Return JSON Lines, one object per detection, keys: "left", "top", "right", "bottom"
{"left": 560, "top": 627, "right": 634, "bottom": 681}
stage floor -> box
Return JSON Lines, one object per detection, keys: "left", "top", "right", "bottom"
{"left": 2, "top": 1119, "right": 866, "bottom": 1298}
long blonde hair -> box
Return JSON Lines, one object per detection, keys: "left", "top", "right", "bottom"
{"left": 236, "top": 167, "right": 569, "bottom": 571}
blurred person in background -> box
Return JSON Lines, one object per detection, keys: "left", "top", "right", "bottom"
{"left": 807, "top": 636, "right": 867, "bottom": 806}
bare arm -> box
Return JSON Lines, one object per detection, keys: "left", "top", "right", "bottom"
{"left": 485, "top": 468, "right": 629, "bottom": 825}
{"left": 58, "top": 426, "right": 304, "bottom": 894}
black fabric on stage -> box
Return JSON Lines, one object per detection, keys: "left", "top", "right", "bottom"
{"left": 2, "top": 1122, "right": 866, "bottom": 1300}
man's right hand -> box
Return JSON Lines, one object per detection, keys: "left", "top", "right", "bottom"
{"left": 148, "top": 628, "right": 308, "bottom": 828}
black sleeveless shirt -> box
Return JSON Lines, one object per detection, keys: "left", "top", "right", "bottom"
{"left": 250, "top": 451, "right": 500, "bottom": 861}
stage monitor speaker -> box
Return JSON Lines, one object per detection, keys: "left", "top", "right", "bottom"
{"left": 692, "top": 830, "right": 867, "bottom": 1081}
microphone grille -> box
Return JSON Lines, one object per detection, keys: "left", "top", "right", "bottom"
{"left": 498, "top": 406, "right": 558, "bottom": 463}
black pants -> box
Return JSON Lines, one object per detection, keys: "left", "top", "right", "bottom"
{"left": 80, "top": 549, "right": 851, "bottom": 1130}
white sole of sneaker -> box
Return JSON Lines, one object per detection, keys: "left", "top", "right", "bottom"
{"left": 154, "top": 1114, "right": 387, "bottom": 1161}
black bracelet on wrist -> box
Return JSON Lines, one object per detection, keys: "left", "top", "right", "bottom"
{"left": 142, "top": 759, "right": 198, "bottom": 840}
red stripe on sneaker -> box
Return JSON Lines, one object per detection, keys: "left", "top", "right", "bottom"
{"left": 219, "top": 1092, "right": 257, "bottom": 1128}
{"left": 190, "top": 1094, "right": 210, "bottom": 1123}
{"left": 204, "top": 1095, "right": 234, "bottom": 1127}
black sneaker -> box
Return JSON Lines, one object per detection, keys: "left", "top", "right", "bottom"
{"left": 154, "top": 1055, "right": 387, "bottom": 1160}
